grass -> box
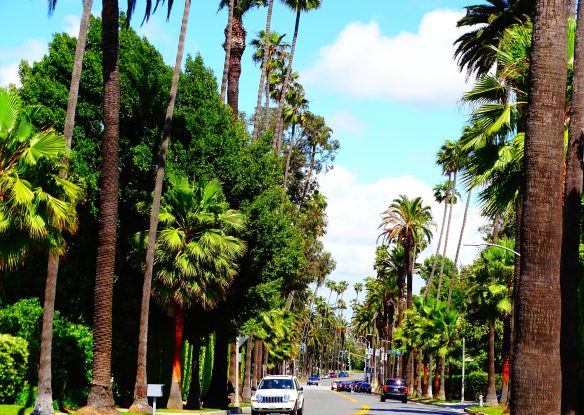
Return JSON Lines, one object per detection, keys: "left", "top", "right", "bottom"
{"left": 0, "top": 405, "right": 34, "bottom": 415}
{"left": 467, "top": 405, "right": 506, "bottom": 415}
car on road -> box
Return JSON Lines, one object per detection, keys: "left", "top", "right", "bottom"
{"left": 339, "top": 371, "right": 349, "bottom": 377}
{"left": 329, "top": 372, "right": 337, "bottom": 378}
{"left": 355, "top": 381, "right": 372, "bottom": 394}
{"left": 336, "top": 381, "right": 352, "bottom": 392}
{"left": 307, "top": 375, "right": 319, "bottom": 386}
{"left": 380, "top": 377, "right": 408, "bottom": 403}
{"left": 321, "top": 373, "right": 330, "bottom": 379}
{"left": 251, "top": 375, "right": 305, "bottom": 415}
{"left": 331, "top": 380, "right": 337, "bottom": 391}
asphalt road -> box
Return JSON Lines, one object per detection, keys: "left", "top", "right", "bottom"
{"left": 300, "top": 377, "right": 467, "bottom": 415}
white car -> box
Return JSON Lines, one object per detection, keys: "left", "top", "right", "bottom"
{"left": 251, "top": 375, "right": 305, "bottom": 415}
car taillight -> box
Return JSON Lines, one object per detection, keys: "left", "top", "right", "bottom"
{"left": 404, "top": 386, "right": 409, "bottom": 393}
{"left": 383, "top": 385, "right": 388, "bottom": 392}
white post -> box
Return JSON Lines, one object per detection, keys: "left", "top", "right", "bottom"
{"left": 461, "top": 337, "right": 465, "bottom": 404}
{"left": 234, "top": 336, "right": 240, "bottom": 407}
{"left": 152, "top": 397, "right": 157, "bottom": 415}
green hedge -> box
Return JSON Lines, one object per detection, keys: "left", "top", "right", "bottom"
{"left": 463, "top": 371, "right": 502, "bottom": 401}
{"left": 0, "top": 334, "right": 29, "bottom": 403}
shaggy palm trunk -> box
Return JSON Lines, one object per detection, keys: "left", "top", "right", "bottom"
{"left": 220, "top": 0, "right": 234, "bottom": 103}
{"left": 225, "top": 15, "right": 246, "bottom": 115}
{"left": 186, "top": 337, "right": 202, "bottom": 409}
{"left": 252, "top": 0, "right": 274, "bottom": 140}
{"left": 424, "top": 355, "right": 433, "bottom": 399}
{"left": 35, "top": 3, "right": 92, "bottom": 415}
{"left": 81, "top": 2, "right": 120, "bottom": 412}
{"left": 273, "top": 8, "right": 300, "bottom": 152}
{"left": 253, "top": 339, "right": 262, "bottom": 387}
{"left": 167, "top": 311, "right": 185, "bottom": 409}
{"left": 130, "top": 1, "right": 191, "bottom": 412}
{"left": 511, "top": 1, "right": 568, "bottom": 414}
{"left": 228, "top": 342, "right": 237, "bottom": 403}
{"left": 561, "top": 2, "right": 584, "bottom": 414}
{"left": 243, "top": 339, "right": 253, "bottom": 400}
{"left": 485, "top": 320, "right": 498, "bottom": 406}
{"left": 432, "top": 355, "right": 439, "bottom": 399}
{"left": 500, "top": 315, "right": 511, "bottom": 405}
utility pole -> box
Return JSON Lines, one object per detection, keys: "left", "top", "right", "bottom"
{"left": 461, "top": 337, "right": 465, "bottom": 404}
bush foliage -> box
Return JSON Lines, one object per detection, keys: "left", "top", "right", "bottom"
{"left": 0, "top": 334, "right": 29, "bottom": 403}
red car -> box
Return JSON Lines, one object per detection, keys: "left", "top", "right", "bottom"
{"left": 329, "top": 372, "right": 337, "bottom": 378}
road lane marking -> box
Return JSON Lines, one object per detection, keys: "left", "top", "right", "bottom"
{"left": 330, "top": 392, "right": 370, "bottom": 414}
{"left": 354, "top": 404, "right": 370, "bottom": 415}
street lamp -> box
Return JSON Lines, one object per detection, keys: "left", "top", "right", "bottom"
{"left": 464, "top": 242, "right": 520, "bottom": 256}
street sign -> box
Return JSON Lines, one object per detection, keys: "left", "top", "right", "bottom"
{"left": 386, "top": 349, "right": 404, "bottom": 355}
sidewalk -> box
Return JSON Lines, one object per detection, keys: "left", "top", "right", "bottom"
{"left": 412, "top": 400, "right": 478, "bottom": 413}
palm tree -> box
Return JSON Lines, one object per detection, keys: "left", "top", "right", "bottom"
{"left": 510, "top": 1, "right": 568, "bottom": 413}
{"left": 379, "top": 195, "right": 434, "bottom": 310}
{"left": 252, "top": 0, "right": 275, "bottom": 140}
{"left": 354, "top": 282, "right": 363, "bottom": 303}
{"left": 220, "top": 0, "right": 235, "bottom": 104}
{"left": 33, "top": 3, "right": 92, "bottom": 414}
{"left": 272, "top": 0, "right": 322, "bottom": 152}
{"left": 453, "top": 0, "right": 535, "bottom": 77}
{"left": 130, "top": 0, "right": 192, "bottom": 412}
{"left": 219, "top": 0, "right": 265, "bottom": 115}
{"left": 151, "top": 175, "right": 246, "bottom": 409}
{"left": 561, "top": 1, "right": 584, "bottom": 413}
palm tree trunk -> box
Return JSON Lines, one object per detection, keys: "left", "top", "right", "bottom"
{"left": 243, "top": 338, "right": 253, "bottom": 400}
{"left": 485, "top": 319, "right": 498, "bottom": 406}
{"left": 561, "top": 2, "right": 584, "bottom": 414}
{"left": 130, "top": 1, "right": 191, "bottom": 412}
{"left": 406, "top": 246, "right": 414, "bottom": 310}
{"left": 424, "top": 355, "right": 433, "bottom": 399}
{"left": 273, "top": 8, "right": 300, "bottom": 152}
{"left": 228, "top": 342, "right": 237, "bottom": 403}
{"left": 33, "top": 4, "right": 93, "bottom": 414}
{"left": 437, "top": 355, "right": 446, "bottom": 400}
{"left": 436, "top": 171, "right": 457, "bottom": 302}
{"left": 186, "top": 337, "right": 202, "bottom": 409}
{"left": 206, "top": 327, "right": 230, "bottom": 409}
{"left": 252, "top": 0, "right": 274, "bottom": 140}
{"left": 500, "top": 314, "right": 511, "bottom": 405}
{"left": 432, "top": 354, "right": 439, "bottom": 399}
{"left": 226, "top": 15, "right": 246, "bottom": 115}
{"left": 220, "top": 0, "right": 234, "bottom": 104}
{"left": 424, "top": 176, "right": 451, "bottom": 299}
{"left": 253, "top": 339, "right": 262, "bottom": 388}
{"left": 263, "top": 343, "right": 269, "bottom": 377}
{"left": 82, "top": 1, "right": 120, "bottom": 411}
{"left": 511, "top": 1, "right": 567, "bottom": 414}
{"left": 283, "top": 124, "right": 296, "bottom": 188}
{"left": 447, "top": 188, "right": 471, "bottom": 309}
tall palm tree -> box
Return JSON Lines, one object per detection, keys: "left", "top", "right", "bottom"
{"left": 272, "top": 0, "right": 322, "bottom": 152}
{"left": 252, "top": 0, "right": 275, "bottom": 140}
{"left": 379, "top": 195, "right": 434, "bottom": 310}
{"left": 220, "top": 0, "right": 235, "bottom": 104}
{"left": 219, "top": 0, "right": 265, "bottom": 115}
{"left": 511, "top": 1, "right": 568, "bottom": 413}
{"left": 453, "top": 0, "right": 535, "bottom": 77}
{"left": 130, "top": 0, "right": 192, "bottom": 412}
{"left": 151, "top": 175, "right": 246, "bottom": 409}
{"left": 561, "top": 0, "right": 584, "bottom": 412}
{"left": 34, "top": 2, "right": 92, "bottom": 413}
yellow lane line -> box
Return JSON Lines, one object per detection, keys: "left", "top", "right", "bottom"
{"left": 330, "top": 391, "right": 370, "bottom": 414}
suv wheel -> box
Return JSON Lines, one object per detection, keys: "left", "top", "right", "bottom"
{"left": 297, "top": 404, "right": 304, "bottom": 415}
{"left": 380, "top": 396, "right": 386, "bottom": 402}
{"left": 290, "top": 404, "right": 298, "bottom": 415}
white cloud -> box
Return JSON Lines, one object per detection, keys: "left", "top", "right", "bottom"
{"left": 63, "top": 15, "right": 81, "bottom": 37}
{"left": 326, "top": 110, "right": 366, "bottom": 137}
{"left": 0, "top": 39, "right": 48, "bottom": 87}
{"left": 302, "top": 10, "right": 472, "bottom": 107}
{"left": 318, "top": 165, "right": 486, "bottom": 301}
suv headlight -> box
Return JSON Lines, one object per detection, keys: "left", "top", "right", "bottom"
{"left": 256, "top": 394, "right": 263, "bottom": 403}
{"left": 283, "top": 394, "right": 290, "bottom": 402}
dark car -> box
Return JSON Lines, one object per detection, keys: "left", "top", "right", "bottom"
{"left": 339, "top": 371, "right": 348, "bottom": 377}
{"left": 337, "top": 381, "right": 352, "bottom": 392}
{"left": 381, "top": 378, "right": 408, "bottom": 403}
{"left": 307, "top": 375, "right": 319, "bottom": 386}
{"left": 349, "top": 380, "right": 361, "bottom": 391}
{"left": 356, "top": 381, "right": 372, "bottom": 394}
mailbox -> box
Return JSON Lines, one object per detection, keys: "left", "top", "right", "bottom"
{"left": 147, "top": 384, "right": 164, "bottom": 398}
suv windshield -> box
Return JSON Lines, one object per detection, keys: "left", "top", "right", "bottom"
{"left": 259, "top": 379, "right": 294, "bottom": 390}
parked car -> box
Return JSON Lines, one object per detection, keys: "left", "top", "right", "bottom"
{"left": 321, "top": 373, "right": 330, "bottom": 379}
{"left": 329, "top": 372, "right": 337, "bottom": 378}
{"left": 307, "top": 375, "right": 319, "bottom": 386}
{"left": 251, "top": 375, "right": 305, "bottom": 415}
{"left": 349, "top": 380, "right": 361, "bottom": 391}
{"left": 339, "top": 371, "right": 349, "bottom": 378}
{"left": 356, "top": 381, "right": 372, "bottom": 394}
{"left": 331, "top": 380, "right": 337, "bottom": 390}
{"left": 337, "top": 381, "right": 352, "bottom": 392}
{"left": 380, "top": 377, "right": 408, "bottom": 403}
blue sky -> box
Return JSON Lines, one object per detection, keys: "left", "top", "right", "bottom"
{"left": 1, "top": 0, "right": 488, "bottom": 298}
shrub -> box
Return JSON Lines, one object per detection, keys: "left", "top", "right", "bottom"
{"left": 0, "top": 334, "right": 29, "bottom": 403}
{"left": 465, "top": 371, "right": 488, "bottom": 400}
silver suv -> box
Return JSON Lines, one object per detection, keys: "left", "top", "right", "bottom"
{"left": 251, "top": 375, "right": 305, "bottom": 415}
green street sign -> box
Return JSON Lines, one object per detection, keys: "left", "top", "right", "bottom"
{"left": 386, "top": 350, "right": 404, "bottom": 355}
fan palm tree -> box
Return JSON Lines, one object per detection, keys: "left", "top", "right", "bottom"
{"left": 453, "top": 0, "right": 535, "bottom": 77}
{"left": 130, "top": 0, "right": 192, "bottom": 411}
{"left": 219, "top": 0, "right": 265, "bottom": 115}
{"left": 379, "top": 195, "right": 434, "bottom": 310}
{"left": 151, "top": 174, "right": 246, "bottom": 409}
{"left": 272, "top": 0, "right": 322, "bottom": 152}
